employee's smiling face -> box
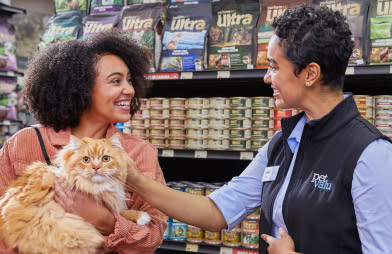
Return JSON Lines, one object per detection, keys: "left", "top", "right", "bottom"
{"left": 263, "top": 35, "right": 308, "bottom": 110}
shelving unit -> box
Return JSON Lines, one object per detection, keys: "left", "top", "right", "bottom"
{"left": 153, "top": 65, "right": 392, "bottom": 253}
{"left": 0, "top": 3, "right": 26, "bottom": 15}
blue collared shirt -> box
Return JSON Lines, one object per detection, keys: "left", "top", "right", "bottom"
{"left": 209, "top": 115, "right": 392, "bottom": 253}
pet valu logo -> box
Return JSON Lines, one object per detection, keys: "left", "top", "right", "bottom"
{"left": 310, "top": 172, "right": 333, "bottom": 191}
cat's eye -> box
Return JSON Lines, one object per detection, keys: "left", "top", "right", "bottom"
{"left": 102, "top": 155, "right": 111, "bottom": 162}
{"left": 82, "top": 156, "right": 90, "bottom": 163}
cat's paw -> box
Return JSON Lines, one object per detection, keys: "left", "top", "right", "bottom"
{"left": 137, "top": 212, "right": 151, "bottom": 225}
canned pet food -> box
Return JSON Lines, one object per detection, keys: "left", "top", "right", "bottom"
{"left": 251, "top": 119, "right": 273, "bottom": 129}
{"left": 229, "top": 129, "right": 251, "bottom": 139}
{"left": 357, "top": 106, "right": 374, "bottom": 119}
{"left": 204, "top": 230, "right": 222, "bottom": 245}
{"left": 168, "top": 139, "right": 186, "bottom": 149}
{"left": 187, "top": 225, "right": 204, "bottom": 243}
{"left": 229, "top": 108, "right": 251, "bottom": 118}
{"left": 149, "top": 128, "right": 167, "bottom": 138}
{"left": 186, "top": 119, "right": 208, "bottom": 129}
{"left": 354, "top": 95, "right": 374, "bottom": 107}
{"left": 149, "top": 137, "right": 166, "bottom": 148}
{"left": 187, "top": 129, "right": 208, "bottom": 139}
{"left": 150, "top": 97, "right": 169, "bottom": 108}
{"left": 274, "top": 109, "right": 293, "bottom": 119}
{"left": 204, "top": 184, "right": 219, "bottom": 196}
{"left": 250, "top": 129, "right": 272, "bottom": 139}
{"left": 247, "top": 208, "right": 261, "bottom": 220}
{"left": 209, "top": 97, "right": 229, "bottom": 108}
{"left": 207, "top": 139, "right": 229, "bottom": 150}
{"left": 223, "top": 225, "right": 241, "bottom": 247}
{"left": 250, "top": 139, "right": 268, "bottom": 150}
{"left": 186, "top": 184, "right": 205, "bottom": 196}
{"left": 150, "top": 119, "right": 167, "bottom": 128}
{"left": 170, "top": 222, "right": 187, "bottom": 241}
{"left": 187, "top": 108, "right": 209, "bottom": 119}
{"left": 169, "top": 98, "right": 186, "bottom": 108}
{"left": 229, "top": 138, "right": 248, "bottom": 151}
{"left": 229, "top": 119, "right": 251, "bottom": 129}
{"left": 169, "top": 109, "right": 186, "bottom": 118}
{"left": 374, "top": 119, "right": 392, "bottom": 128}
{"left": 168, "top": 128, "right": 186, "bottom": 138}
{"left": 229, "top": 97, "right": 251, "bottom": 108}
{"left": 251, "top": 97, "right": 273, "bottom": 107}
{"left": 208, "top": 129, "right": 229, "bottom": 139}
{"left": 208, "top": 108, "right": 229, "bottom": 119}
{"left": 242, "top": 219, "right": 259, "bottom": 233}
{"left": 131, "top": 119, "right": 149, "bottom": 128}
{"left": 187, "top": 97, "right": 209, "bottom": 108}
{"left": 186, "top": 139, "right": 207, "bottom": 150}
{"left": 375, "top": 95, "right": 392, "bottom": 107}
{"left": 149, "top": 108, "right": 169, "bottom": 119}
{"left": 252, "top": 107, "right": 273, "bottom": 119}
{"left": 208, "top": 119, "right": 229, "bottom": 129}
{"left": 375, "top": 108, "right": 392, "bottom": 119}
{"left": 168, "top": 119, "right": 185, "bottom": 128}
{"left": 131, "top": 128, "right": 148, "bottom": 139}
{"left": 134, "top": 109, "right": 150, "bottom": 119}
{"left": 139, "top": 98, "right": 150, "bottom": 109}
{"left": 241, "top": 231, "right": 259, "bottom": 249}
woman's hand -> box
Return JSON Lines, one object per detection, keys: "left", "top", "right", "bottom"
{"left": 125, "top": 154, "right": 141, "bottom": 192}
{"left": 261, "top": 228, "right": 300, "bottom": 254}
{"left": 54, "top": 180, "right": 115, "bottom": 235}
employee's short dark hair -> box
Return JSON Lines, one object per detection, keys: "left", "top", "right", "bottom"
{"left": 272, "top": 5, "right": 353, "bottom": 90}
{"left": 24, "top": 31, "right": 151, "bottom": 132}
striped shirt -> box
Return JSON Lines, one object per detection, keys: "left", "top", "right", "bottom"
{"left": 0, "top": 124, "right": 167, "bottom": 254}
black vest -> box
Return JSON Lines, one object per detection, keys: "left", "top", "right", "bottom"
{"left": 258, "top": 95, "right": 390, "bottom": 254}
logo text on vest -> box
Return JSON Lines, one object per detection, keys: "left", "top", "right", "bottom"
{"left": 311, "top": 173, "right": 332, "bottom": 191}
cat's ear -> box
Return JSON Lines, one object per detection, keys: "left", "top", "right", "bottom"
{"left": 66, "top": 135, "right": 83, "bottom": 151}
{"left": 109, "top": 133, "right": 122, "bottom": 149}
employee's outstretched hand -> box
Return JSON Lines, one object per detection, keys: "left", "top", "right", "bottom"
{"left": 261, "top": 228, "right": 301, "bottom": 254}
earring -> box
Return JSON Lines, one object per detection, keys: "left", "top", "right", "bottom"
{"left": 305, "top": 81, "right": 311, "bottom": 87}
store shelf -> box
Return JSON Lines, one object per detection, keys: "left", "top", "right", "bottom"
{"left": 0, "top": 70, "right": 24, "bottom": 78}
{"left": 159, "top": 240, "right": 259, "bottom": 254}
{"left": 158, "top": 149, "right": 256, "bottom": 160}
{"left": 0, "top": 120, "right": 22, "bottom": 126}
{"left": 0, "top": 3, "right": 26, "bottom": 14}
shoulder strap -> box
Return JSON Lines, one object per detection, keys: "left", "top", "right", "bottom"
{"left": 32, "top": 126, "right": 51, "bottom": 165}
{"left": 267, "top": 131, "right": 283, "bottom": 161}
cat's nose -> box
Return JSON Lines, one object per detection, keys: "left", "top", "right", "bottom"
{"left": 92, "top": 167, "right": 100, "bottom": 172}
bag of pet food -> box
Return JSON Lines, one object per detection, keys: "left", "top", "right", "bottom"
{"left": 38, "top": 11, "right": 83, "bottom": 50}
{"left": 256, "top": 0, "right": 310, "bottom": 68}
{"left": 160, "top": 2, "right": 212, "bottom": 72}
{"left": 127, "top": 0, "right": 166, "bottom": 4}
{"left": 120, "top": 3, "right": 164, "bottom": 72}
{"left": 0, "top": 17, "right": 17, "bottom": 72}
{"left": 90, "top": 0, "right": 123, "bottom": 14}
{"left": 313, "top": 0, "right": 370, "bottom": 65}
{"left": 0, "top": 76, "right": 17, "bottom": 120}
{"left": 79, "top": 13, "right": 119, "bottom": 39}
{"left": 54, "top": 0, "right": 87, "bottom": 13}
{"left": 369, "top": 0, "right": 392, "bottom": 64}
{"left": 208, "top": 0, "right": 259, "bottom": 70}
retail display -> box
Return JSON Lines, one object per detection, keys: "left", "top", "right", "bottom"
{"left": 54, "top": 0, "right": 87, "bottom": 13}
{"left": 0, "top": 16, "right": 17, "bottom": 72}
{"left": 80, "top": 13, "right": 119, "bottom": 38}
{"left": 90, "top": 0, "right": 123, "bottom": 13}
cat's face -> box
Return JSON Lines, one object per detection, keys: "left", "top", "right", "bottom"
{"left": 57, "top": 134, "right": 129, "bottom": 189}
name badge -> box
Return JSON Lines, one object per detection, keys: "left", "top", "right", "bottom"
{"left": 262, "top": 166, "right": 280, "bottom": 182}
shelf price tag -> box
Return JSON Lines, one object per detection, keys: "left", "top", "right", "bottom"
{"left": 181, "top": 72, "right": 193, "bottom": 79}
{"left": 185, "top": 243, "right": 199, "bottom": 252}
{"left": 2, "top": 120, "right": 11, "bottom": 125}
{"left": 217, "top": 71, "right": 230, "bottom": 79}
{"left": 161, "top": 149, "right": 174, "bottom": 157}
{"left": 220, "top": 247, "right": 233, "bottom": 254}
{"left": 345, "top": 67, "right": 354, "bottom": 75}
{"left": 240, "top": 152, "right": 254, "bottom": 160}
{"left": 194, "top": 150, "right": 207, "bottom": 158}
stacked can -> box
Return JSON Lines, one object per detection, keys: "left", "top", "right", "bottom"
{"left": 241, "top": 208, "right": 260, "bottom": 249}
{"left": 228, "top": 97, "right": 251, "bottom": 151}
{"left": 203, "top": 184, "right": 222, "bottom": 245}
{"left": 148, "top": 98, "right": 169, "bottom": 148}
{"left": 222, "top": 224, "right": 242, "bottom": 247}
{"left": 273, "top": 109, "right": 295, "bottom": 132}
{"left": 130, "top": 98, "right": 150, "bottom": 141}
{"left": 374, "top": 96, "right": 392, "bottom": 139}
{"left": 186, "top": 98, "right": 209, "bottom": 150}
{"left": 208, "top": 97, "right": 230, "bottom": 150}
{"left": 169, "top": 182, "right": 188, "bottom": 241}
{"left": 186, "top": 183, "right": 206, "bottom": 243}
{"left": 168, "top": 98, "right": 187, "bottom": 149}
{"left": 249, "top": 97, "right": 274, "bottom": 151}
{"left": 354, "top": 95, "right": 374, "bottom": 123}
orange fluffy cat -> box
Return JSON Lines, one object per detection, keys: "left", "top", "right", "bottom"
{"left": 0, "top": 134, "right": 150, "bottom": 254}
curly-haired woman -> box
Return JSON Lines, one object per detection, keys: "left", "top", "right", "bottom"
{"left": 125, "top": 5, "right": 392, "bottom": 254}
{"left": 0, "top": 31, "right": 166, "bottom": 254}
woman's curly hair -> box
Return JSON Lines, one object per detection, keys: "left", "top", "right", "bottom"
{"left": 272, "top": 5, "right": 353, "bottom": 90}
{"left": 23, "top": 31, "right": 151, "bottom": 132}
